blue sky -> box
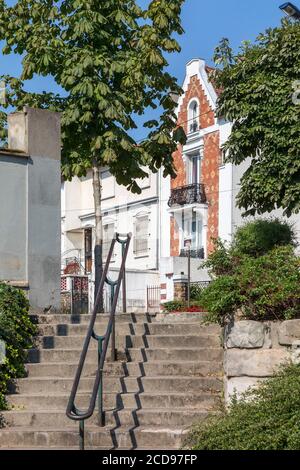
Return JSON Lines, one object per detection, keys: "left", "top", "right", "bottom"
{"left": 0, "top": 0, "right": 288, "bottom": 139}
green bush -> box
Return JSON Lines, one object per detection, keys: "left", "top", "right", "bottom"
{"left": 205, "top": 219, "right": 296, "bottom": 277}
{"left": 162, "top": 300, "right": 204, "bottom": 313}
{"left": 201, "top": 245, "right": 300, "bottom": 324}
{"left": 232, "top": 218, "right": 296, "bottom": 258}
{"left": 0, "top": 283, "right": 37, "bottom": 410}
{"left": 198, "top": 220, "right": 300, "bottom": 324}
{"left": 185, "top": 363, "right": 300, "bottom": 450}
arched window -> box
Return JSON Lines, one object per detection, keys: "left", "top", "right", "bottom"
{"left": 188, "top": 99, "right": 199, "bottom": 133}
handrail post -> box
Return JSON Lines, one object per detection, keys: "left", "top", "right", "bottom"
{"left": 110, "top": 284, "right": 116, "bottom": 362}
{"left": 79, "top": 419, "right": 84, "bottom": 450}
{"left": 122, "top": 242, "right": 127, "bottom": 313}
{"left": 98, "top": 338, "right": 105, "bottom": 426}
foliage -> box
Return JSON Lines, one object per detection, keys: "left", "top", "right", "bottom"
{"left": 185, "top": 363, "right": 300, "bottom": 450}
{"left": 162, "top": 300, "right": 205, "bottom": 313}
{"left": 190, "top": 283, "right": 210, "bottom": 301}
{"left": 0, "top": 0, "right": 186, "bottom": 189}
{"left": 198, "top": 220, "right": 300, "bottom": 324}
{"left": 213, "top": 20, "right": 300, "bottom": 217}
{"left": 204, "top": 218, "right": 296, "bottom": 277}
{"left": 233, "top": 218, "right": 296, "bottom": 257}
{"left": 0, "top": 283, "right": 37, "bottom": 410}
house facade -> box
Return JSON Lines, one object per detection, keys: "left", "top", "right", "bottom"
{"left": 61, "top": 168, "right": 162, "bottom": 311}
{"left": 61, "top": 57, "right": 300, "bottom": 310}
{"left": 61, "top": 58, "right": 233, "bottom": 310}
{"left": 159, "top": 58, "right": 232, "bottom": 301}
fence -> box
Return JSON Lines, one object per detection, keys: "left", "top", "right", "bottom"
{"left": 190, "top": 281, "right": 211, "bottom": 300}
{"left": 146, "top": 285, "right": 161, "bottom": 312}
{"left": 61, "top": 275, "right": 89, "bottom": 315}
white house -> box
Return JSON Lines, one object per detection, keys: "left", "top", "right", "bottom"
{"left": 61, "top": 58, "right": 300, "bottom": 311}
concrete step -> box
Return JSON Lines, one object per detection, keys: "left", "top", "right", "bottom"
{"left": 13, "top": 375, "right": 222, "bottom": 395}
{"left": 2, "top": 408, "right": 213, "bottom": 428}
{"left": 25, "top": 361, "right": 223, "bottom": 378}
{"left": 37, "top": 322, "right": 220, "bottom": 337}
{"left": 7, "top": 392, "right": 119, "bottom": 411}
{"left": 30, "top": 313, "right": 154, "bottom": 325}
{"left": 125, "top": 347, "right": 223, "bottom": 362}
{"left": 0, "top": 426, "right": 186, "bottom": 449}
{"left": 107, "top": 409, "right": 215, "bottom": 427}
{"left": 26, "top": 346, "right": 223, "bottom": 364}
{"left": 8, "top": 391, "right": 220, "bottom": 412}
{"left": 37, "top": 334, "right": 221, "bottom": 350}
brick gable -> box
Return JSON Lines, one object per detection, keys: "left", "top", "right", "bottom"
{"left": 170, "top": 74, "right": 220, "bottom": 256}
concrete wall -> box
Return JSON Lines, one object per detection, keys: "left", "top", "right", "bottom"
{"left": 0, "top": 107, "right": 61, "bottom": 311}
{"left": 0, "top": 153, "right": 27, "bottom": 282}
{"left": 223, "top": 319, "right": 300, "bottom": 403}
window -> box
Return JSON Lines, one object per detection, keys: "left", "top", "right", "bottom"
{"left": 188, "top": 100, "right": 199, "bottom": 133}
{"left": 103, "top": 223, "right": 115, "bottom": 259}
{"left": 219, "top": 149, "right": 227, "bottom": 167}
{"left": 183, "top": 211, "right": 202, "bottom": 250}
{"left": 84, "top": 228, "right": 92, "bottom": 274}
{"left": 189, "top": 154, "right": 201, "bottom": 185}
{"left": 134, "top": 215, "right": 149, "bottom": 256}
{"left": 101, "top": 169, "right": 115, "bottom": 199}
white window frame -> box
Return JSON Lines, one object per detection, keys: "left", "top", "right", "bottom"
{"left": 188, "top": 98, "right": 200, "bottom": 134}
{"left": 133, "top": 212, "right": 150, "bottom": 258}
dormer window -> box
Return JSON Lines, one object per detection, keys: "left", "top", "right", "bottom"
{"left": 188, "top": 99, "right": 199, "bottom": 134}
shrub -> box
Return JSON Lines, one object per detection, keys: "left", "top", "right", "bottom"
{"left": 232, "top": 218, "right": 296, "bottom": 258}
{"left": 204, "top": 219, "right": 296, "bottom": 278}
{"left": 185, "top": 363, "right": 300, "bottom": 450}
{"left": 162, "top": 300, "right": 185, "bottom": 313}
{"left": 200, "top": 245, "right": 300, "bottom": 324}
{"left": 199, "top": 220, "right": 300, "bottom": 324}
{"left": 0, "top": 283, "right": 37, "bottom": 410}
{"left": 162, "top": 300, "right": 205, "bottom": 313}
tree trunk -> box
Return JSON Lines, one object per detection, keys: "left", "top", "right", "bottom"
{"left": 92, "top": 162, "right": 103, "bottom": 312}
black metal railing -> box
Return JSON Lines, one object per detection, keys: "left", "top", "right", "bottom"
{"left": 180, "top": 247, "right": 205, "bottom": 259}
{"left": 168, "top": 183, "right": 206, "bottom": 207}
{"left": 66, "top": 232, "right": 132, "bottom": 450}
{"left": 146, "top": 285, "right": 161, "bottom": 311}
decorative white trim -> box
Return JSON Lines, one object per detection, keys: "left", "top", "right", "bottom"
{"left": 177, "top": 59, "right": 217, "bottom": 119}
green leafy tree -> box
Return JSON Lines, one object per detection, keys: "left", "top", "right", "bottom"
{"left": 0, "top": 0, "right": 186, "bottom": 301}
{"left": 213, "top": 20, "right": 300, "bottom": 217}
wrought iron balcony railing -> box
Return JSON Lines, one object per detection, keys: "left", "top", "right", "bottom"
{"left": 180, "top": 248, "right": 205, "bottom": 259}
{"left": 168, "top": 183, "right": 206, "bottom": 207}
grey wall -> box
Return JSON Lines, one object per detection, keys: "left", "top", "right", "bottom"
{"left": 0, "top": 107, "right": 61, "bottom": 312}
{"left": 0, "top": 154, "right": 28, "bottom": 282}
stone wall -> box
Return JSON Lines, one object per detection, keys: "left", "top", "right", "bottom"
{"left": 224, "top": 319, "right": 300, "bottom": 403}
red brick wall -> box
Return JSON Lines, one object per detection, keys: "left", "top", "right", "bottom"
{"left": 170, "top": 74, "right": 220, "bottom": 256}
{"left": 203, "top": 131, "right": 220, "bottom": 254}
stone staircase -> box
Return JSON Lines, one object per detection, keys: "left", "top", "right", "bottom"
{"left": 0, "top": 312, "right": 223, "bottom": 450}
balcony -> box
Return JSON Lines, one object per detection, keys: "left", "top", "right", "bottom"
{"left": 168, "top": 183, "right": 206, "bottom": 207}
{"left": 180, "top": 248, "right": 205, "bottom": 259}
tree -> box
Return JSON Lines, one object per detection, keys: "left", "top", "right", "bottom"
{"left": 0, "top": 0, "right": 186, "bottom": 305}
{"left": 212, "top": 20, "right": 300, "bottom": 217}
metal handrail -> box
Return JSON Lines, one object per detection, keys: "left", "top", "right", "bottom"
{"left": 66, "top": 232, "right": 132, "bottom": 450}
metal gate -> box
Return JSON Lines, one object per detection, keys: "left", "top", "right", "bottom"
{"left": 146, "top": 285, "right": 160, "bottom": 312}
